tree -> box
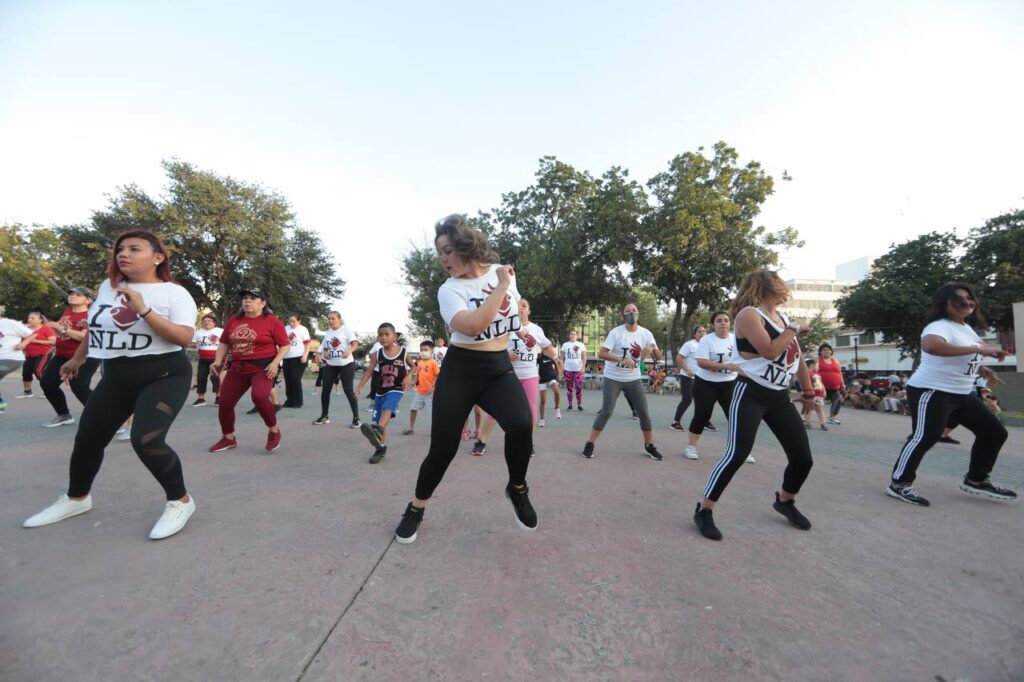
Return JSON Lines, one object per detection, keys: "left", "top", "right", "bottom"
{"left": 0, "top": 224, "right": 70, "bottom": 320}
{"left": 835, "top": 232, "right": 961, "bottom": 367}
{"left": 51, "top": 160, "right": 344, "bottom": 324}
{"left": 400, "top": 240, "right": 452, "bottom": 341}
{"left": 803, "top": 311, "right": 837, "bottom": 354}
{"left": 636, "top": 142, "right": 802, "bottom": 361}
{"left": 960, "top": 208, "right": 1024, "bottom": 331}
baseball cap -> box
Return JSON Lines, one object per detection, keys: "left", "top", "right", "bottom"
{"left": 67, "top": 286, "right": 95, "bottom": 299}
{"left": 238, "top": 287, "right": 269, "bottom": 300}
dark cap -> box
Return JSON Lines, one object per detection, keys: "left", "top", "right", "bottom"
{"left": 67, "top": 286, "right": 95, "bottom": 299}
{"left": 238, "top": 287, "right": 269, "bottom": 300}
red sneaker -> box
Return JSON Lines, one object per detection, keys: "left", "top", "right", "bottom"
{"left": 266, "top": 430, "right": 282, "bottom": 451}
{"left": 209, "top": 437, "right": 237, "bottom": 452}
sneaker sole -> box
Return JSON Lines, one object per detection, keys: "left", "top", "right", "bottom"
{"left": 210, "top": 443, "right": 237, "bottom": 452}
{"left": 885, "top": 487, "right": 927, "bottom": 505}
{"left": 359, "top": 423, "right": 383, "bottom": 447}
{"left": 504, "top": 489, "right": 538, "bottom": 531}
{"left": 684, "top": 454, "right": 699, "bottom": 460}
{"left": 646, "top": 453, "right": 663, "bottom": 461}
{"left": 958, "top": 484, "right": 1016, "bottom": 500}
{"left": 42, "top": 420, "right": 75, "bottom": 428}
{"left": 395, "top": 532, "right": 417, "bottom": 544}
{"left": 267, "top": 440, "right": 281, "bottom": 452}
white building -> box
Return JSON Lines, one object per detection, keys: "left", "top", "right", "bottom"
{"left": 780, "top": 279, "right": 857, "bottom": 321}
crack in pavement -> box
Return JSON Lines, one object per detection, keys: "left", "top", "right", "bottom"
{"left": 295, "top": 536, "right": 396, "bottom": 681}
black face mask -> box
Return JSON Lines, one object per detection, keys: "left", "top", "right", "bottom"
{"left": 623, "top": 312, "right": 638, "bottom": 325}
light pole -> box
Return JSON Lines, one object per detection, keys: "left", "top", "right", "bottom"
{"left": 662, "top": 326, "right": 669, "bottom": 371}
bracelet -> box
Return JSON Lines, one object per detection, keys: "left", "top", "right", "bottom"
{"left": 140, "top": 308, "right": 153, "bottom": 318}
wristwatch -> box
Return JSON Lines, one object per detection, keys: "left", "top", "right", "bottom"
{"left": 787, "top": 321, "right": 802, "bottom": 332}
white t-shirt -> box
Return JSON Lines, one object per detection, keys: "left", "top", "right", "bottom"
{"left": 678, "top": 339, "right": 701, "bottom": 375}
{"left": 508, "top": 322, "right": 551, "bottom": 380}
{"left": 433, "top": 345, "right": 448, "bottom": 365}
{"left": 285, "top": 324, "right": 311, "bottom": 359}
{"left": 320, "top": 326, "right": 357, "bottom": 366}
{"left": 694, "top": 333, "right": 737, "bottom": 383}
{"left": 87, "top": 280, "right": 198, "bottom": 359}
{"left": 0, "top": 318, "right": 33, "bottom": 361}
{"left": 192, "top": 327, "right": 224, "bottom": 358}
{"left": 601, "top": 324, "right": 657, "bottom": 383}
{"left": 437, "top": 264, "right": 522, "bottom": 346}
{"left": 369, "top": 341, "right": 382, "bottom": 372}
{"left": 560, "top": 341, "right": 587, "bottom": 372}
{"left": 908, "top": 319, "right": 986, "bottom": 395}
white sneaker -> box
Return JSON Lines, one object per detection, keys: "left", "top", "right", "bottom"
{"left": 149, "top": 497, "right": 196, "bottom": 540}
{"left": 746, "top": 455, "right": 756, "bottom": 463}
{"left": 15, "top": 393, "right": 35, "bottom": 399}
{"left": 23, "top": 494, "right": 93, "bottom": 527}
{"left": 538, "top": 419, "right": 546, "bottom": 428}
{"left": 684, "top": 445, "right": 699, "bottom": 460}
{"left": 117, "top": 431, "right": 131, "bottom": 442}
{"left": 555, "top": 408, "right": 562, "bottom": 420}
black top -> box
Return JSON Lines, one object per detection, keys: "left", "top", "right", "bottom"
{"left": 375, "top": 347, "right": 408, "bottom": 395}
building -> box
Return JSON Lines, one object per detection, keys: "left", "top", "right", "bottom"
{"left": 780, "top": 279, "right": 857, "bottom": 321}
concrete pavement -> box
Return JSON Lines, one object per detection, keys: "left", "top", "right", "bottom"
{"left": 2, "top": 375, "right": 1022, "bottom": 681}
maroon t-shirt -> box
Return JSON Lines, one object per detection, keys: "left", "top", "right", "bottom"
{"left": 54, "top": 309, "right": 89, "bottom": 359}
{"left": 25, "top": 325, "right": 56, "bottom": 359}
{"left": 222, "top": 314, "right": 289, "bottom": 368}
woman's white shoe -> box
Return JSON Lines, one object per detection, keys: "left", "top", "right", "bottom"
{"left": 149, "top": 497, "right": 196, "bottom": 540}
{"left": 23, "top": 494, "right": 93, "bottom": 528}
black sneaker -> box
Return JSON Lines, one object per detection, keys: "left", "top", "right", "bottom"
{"left": 669, "top": 422, "right": 684, "bottom": 431}
{"left": 505, "top": 483, "right": 538, "bottom": 530}
{"left": 472, "top": 440, "right": 487, "bottom": 456}
{"left": 959, "top": 477, "right": 1017, "bottom": 501}
{"left": 274, "top": 404, "right": 283, "bottom": 413}
{"left": 576, "top": 406, "right": 583, "bottom": 412}
{"left": 645, "top": 443, "right": 663, "bottom": 461}
{"left": 349, "top": 418, "right": 361, "bottom": 429}
{"left": 693, "top": 503, "right": 722, "bottom": 541}
{"left": 772, "top": 492, "right": 811, "bottom": 530}
{"left": 705, "top": 422, "right": 717, "bottom": 432}
{"left": 369, "top": 446, "right": 386, "bottom": 464}
{"left": 214, "top": 397, "right": 220, "bottom": 406}
{"left": 885, "top": 481, "right": 930, "bottom": 506}
{"left": 581, "top": 442, "right": 595, "bottom": 459}
{"left": 631, "top": 412, "right": 639, "bottom": 420}
{"left": 360, "top": 422, "right": 383, "bottom": 448}
{"left": 313, "top": 416, "right": 330, "bottom": 425}
{"left": 565, "top": 405, "right": 573, "bottom": 411}
{"left": 246, "top": 406, "right": 258, "bottom": 415}
{"left": 938, "top": 436, "right": 960, "bottom": 444}
{"left": 191, "top": 398, "right": 207, "bottom": 407}
{"left": 395, "top": 502, "right": 424, "bottom": 544}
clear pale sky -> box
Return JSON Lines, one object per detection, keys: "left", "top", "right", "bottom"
{"left": 2, "top": 1, "right": 1022, "bottom": 333}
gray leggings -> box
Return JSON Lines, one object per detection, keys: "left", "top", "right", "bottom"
{"left": 592, "top": 378, "right": 652, "bottom": 432}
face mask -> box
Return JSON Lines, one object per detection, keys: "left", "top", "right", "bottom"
{"left": 623, "top": 312, "right": 638, "bottom": 325}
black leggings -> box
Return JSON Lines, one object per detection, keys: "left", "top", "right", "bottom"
{"left": 320, "top": 363, "right": 359, "bottom": 420}
{"left": 282, "top": 357, "right": 306, "bottom": 407}
{"left": 41, "top": 354, "right": 100, "bottom": 416}
{"left": 825, "top": 389, "right": 843, "bottom": 418}
{"left": 67, "top": 351, "right": 191, "bottom": 500}
{"left": 22, "top": 355, "right": 43, "bottom": 383}
{"left": 415, "top": 346, "right": 532, "bottom": 501}
{"left": 703, "top": 378, "right": 813, "bottom": 502}
{"left": 196, "top": 357, "right": 220, "bottom": 395}
{"left": 891, "top": 386, "right": 1007, "bottom": 484}
{"left": 673, "top": 376, "right": 695, "bottom": 422}
{"left": 688, "top": 377, "right": 734, "bottom": 435}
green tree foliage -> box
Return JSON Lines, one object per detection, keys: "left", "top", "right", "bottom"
{"left": 802, "top": 311, "right": 837, "bottom": 354}
{"left": 400, "top": 239, "right": 452, "bottom": 341}
{"left": 636, "top": 142, "right": 802, "bottom": 357}
{"left": 835, "top": 232, "right": 962, "bottom": 366}
{"left": 960, "top": 208, "right": 1023, "bottom": 331}
{"left": 50, "top": 160, "right": 344, "bottom": 325}
{"left": 0, "top": 224, "right": 71, "bottom": 320}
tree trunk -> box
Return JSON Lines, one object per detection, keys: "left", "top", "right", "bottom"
{"left": 680, "top": 305, "right": 696, "bottom": 357}
{"left": 669, "top": 299, "right": 683, "bottom": 367}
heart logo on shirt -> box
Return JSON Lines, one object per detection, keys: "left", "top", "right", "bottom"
{"left": 110, "top": 294, "right": 140, "bottom": 331}
{"left": 208, "top": 334, "right": 219, "bottom": 344}
{"left": 785, "top": 340, "right": 800, "bottom": 366}
{"left": 482, "top": 284, "right": 512, "bottom": 316}
{"left": 330, "top": 337, "right": 341, "bottom": 348}
{"left": 524, "top": 334, "right": 537, "bottom": 349}
{"left": 288, "top": 331, "right": 296, "bottom": 342}
{"left": 630, "top": 342, "right": 642, "bottom": 359}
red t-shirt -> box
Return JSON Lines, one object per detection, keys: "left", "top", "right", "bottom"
{"left": 54, "top": 309, "right": 89, "bottom": 359}
{"left": 24, "top": 325, "right": 56, "bottom": 358}
{"left": 817, "top": 356, "right": 844, "bottom": 391}
{"left": 222, "top": 314, "right": 288, "bottom": 367}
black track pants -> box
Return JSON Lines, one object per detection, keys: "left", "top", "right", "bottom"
{"left": 67, "top": 351, "right": 191, "bottom": 500}
{"left": 688, "top": 377, "right": 734, "bottom": 435}
{"left": 673, "top": 376, "right": 695, "bottom": 422}
{"left": 41, "top": 355, "right": 99, "bottom": 416}
{"left": 415, "top": 346, "right": 532, "bottom": 501}
{"left": 282, "top": 357, "right": 305, "bottom": 407}
{"left": 196, "top": 357, "right": 220, "bottom": 395}
{"left": 702, "top": 378, "right": 813, "bottom": 502}
{"left": 891, "top": 385, "right": 1007, "bottom": 484}
{"left": 320, "top": 363, "right": 359, "bottom": 421}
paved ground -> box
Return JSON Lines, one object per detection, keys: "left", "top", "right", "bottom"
{"left": 2, "top": 374, "right": 1022, "bottom": 681}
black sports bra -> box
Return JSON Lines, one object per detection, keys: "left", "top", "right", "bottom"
{"left": 736, "top": 308, "right": 785, "bottom": 354}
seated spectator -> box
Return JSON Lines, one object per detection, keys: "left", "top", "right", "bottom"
{"left": 883, "top": 383, "right": 906, "bottom": 414}
{"left": 980, "top": 388, "right": 1001, "bottom": 418}
{"left": 847, "top": 381, "right": 882, "bottom": 410}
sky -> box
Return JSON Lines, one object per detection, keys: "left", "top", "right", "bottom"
{"left": 2, "top": 0, "right": 1022, "bottom": 334}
